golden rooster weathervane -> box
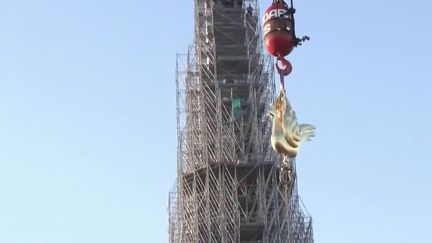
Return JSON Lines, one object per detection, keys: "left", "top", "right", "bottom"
{"left": 269, "top": 89, "right": 315, "bottom": 185}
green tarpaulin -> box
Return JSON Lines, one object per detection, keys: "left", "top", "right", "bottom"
{"left": 232, "top": 98, "right": 241, "bottom": 118}
{"left": 232, "top": 98, "right": 241, "bottom": 110}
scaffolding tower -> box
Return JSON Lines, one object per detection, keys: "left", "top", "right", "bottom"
{"left": 168, "top": 0, "right": 314, "bottom": 242}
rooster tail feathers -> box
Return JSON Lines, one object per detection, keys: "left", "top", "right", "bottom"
{"left": 298, "top": 124, "right": 316, "bottom": 142}
{"left": 284, "top": 109, "right": 299, "bottom": 133}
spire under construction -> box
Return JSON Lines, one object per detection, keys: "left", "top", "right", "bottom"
{"left": 168, "top": 1, "right": 314, "bottom": 242}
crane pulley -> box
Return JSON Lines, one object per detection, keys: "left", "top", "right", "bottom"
{"left": 263, "top": 0, "right": 309, "bottom": 89}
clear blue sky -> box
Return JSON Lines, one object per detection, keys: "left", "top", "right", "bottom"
{"left": 0, "top": 0, "right": 431, "bottom": 242}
